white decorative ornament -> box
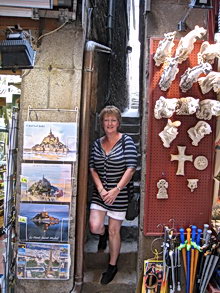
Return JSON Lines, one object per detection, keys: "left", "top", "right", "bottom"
{"left": 153, "top": 31, "right": 176, "bottom": 66}
{"left": 159, "top": 57, "right": 179, "bottom": 91}
{"left": 196, "top": 99, "right": 220, "bottom": 120}
{"left": 154, "top": 96, "right": 178, "bottom": 119}
{"left": 194, "top": 155, "right": 208, "bottom": 170}
{"left": 179, "top": 63, "right": 212, "bottom": 92}
{"left": 187, "top": 179, "right": 199, "bottom": 192}
{"left": 198, "top": 41, "right": 220, "bottom": 64}
{"left": 198, "top": 71, "right": 220, "bottom": 94}
{"left": 175, "top": 25, "right": 207, "bottom": 64}
{"left": 176, "top": 97, "right": 200, "bottom": 115}
{"left": 157, "top": 179, "right": 169, "bottom": 199}
{"left": 187, "top": 121, "right": 212, "bottom": 146}
{"left": 171, "top": 146, "right": 193, "bottom": 176}
{"left": 159, "top": 119, "right": 181, "bottom": 148}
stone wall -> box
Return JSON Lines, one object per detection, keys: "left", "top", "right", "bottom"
{"left": 139, "top": 0, "right": 210, "bottom": 282}
{"left": 15, "top": 23, "right": 84, "bottom": 293}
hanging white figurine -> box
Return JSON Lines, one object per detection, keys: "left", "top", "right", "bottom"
{"left": 175, "top": 97, "right": 200, "bottom": 115}
{"left": 159, "top": 119, "right": 181, "bottom": 148}
{"left": 159, "top": 57, "right": 179, "bottom": 91}
{"left": 196, "top": 99, "right": 220, "bottom": 120}
{"left": 171, "top": 146, "right": 193, "bottom": 176}
{"left": 198, "top": 71, "right": 220, "bottom": 95}
{"left": 175, "top": 25, "right": 207, "bottom": 64}
{"left": 187, "top": 179, "right": 199, "bottom": 192}
{"left": 153, "top": 31, "right": 176, "bottom": 66}
{"left": 157, "top": 179, "right": 169, "bottom": 199}
{"left": 187, "top": 121, "right": 212, "bottom": 146}
{"left": 179, "top": 63, "right": 212, "bottom": 92}
{"left": 154, "top": 96, "right": 178, "bottom": 119}
{"left": 198, "top": 41, "right": 220, "bottom": 64}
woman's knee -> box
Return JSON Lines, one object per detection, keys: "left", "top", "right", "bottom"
{"left": 89, "top": 220, "right": 103, "bottom": 234}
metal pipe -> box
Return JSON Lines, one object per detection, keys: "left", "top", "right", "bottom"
{"left": 71, "top": 40, "right": 111, "bottom": 293}
{"left": 107, "top": 0, "right": 114, "bottom": 48}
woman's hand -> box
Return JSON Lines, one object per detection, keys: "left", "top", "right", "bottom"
{"left": 103, "top": 187, "right": 119, "bottom": 205}
{"left": 99, "top": 188, "right": 108, "bottom": 200}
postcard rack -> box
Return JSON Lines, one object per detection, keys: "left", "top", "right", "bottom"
{"left": 26, "top": 105, "right": 79, "bottom": 123}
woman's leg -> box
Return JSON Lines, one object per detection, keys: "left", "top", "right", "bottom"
{"left": 89, "top": 209, "right": 106, "bottom": 235}
{"left": 108, "top": 217, "right": 123, "bottom": 265}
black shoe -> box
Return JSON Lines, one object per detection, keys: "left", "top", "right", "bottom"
{"left": 98, "top": 226, "right": 108, "bottom": 251}
{"left": 100, "top": 264, "right": 118, "bottom": 285}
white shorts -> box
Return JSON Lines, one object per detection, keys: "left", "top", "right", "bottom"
{"left": 90, "top": 203, "right": 126, "bottom": 221}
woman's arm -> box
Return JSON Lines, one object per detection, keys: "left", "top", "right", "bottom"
{"left": 90, "top": 168, "right": 108, "bottom": 198}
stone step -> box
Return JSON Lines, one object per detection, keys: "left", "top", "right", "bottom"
{"left": 84, "top": 244, "right": 137, "bottom": 270}
{"left": 82, "top": 269, "right": 136, "bottom": 293}
{"left": 120, "top": 124, "right": 140, "bottom": 133}
{"left": 123, "top": 132, "right": 140, "bottom": 143}
{"left": 121, "top": 116, "right": 140, "bottom": 124}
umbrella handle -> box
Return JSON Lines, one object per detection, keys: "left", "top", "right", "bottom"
{"left": 202, "top": 224, "right": 209, "bottom": 241}
{"left": 179, "top": 228, "right": 185, "bottom": 244}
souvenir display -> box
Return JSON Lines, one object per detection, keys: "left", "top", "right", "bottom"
{"left": 159, "top": 57, "right": 179, "bottom": 91}
{"left": 179, "top": 63, "right": 212, "bottom": 92}
{"left": 198, "top": 41, "right": 220, "bottom": 64}
{"left": 194, "top": 155, "right": 208, "bottom": 171}
{"left": 196, "top": 99, "right": 220, "bottom": 120}
{"left": 23, "top": 121, "right": 77, "bottom": 162}
{"left": 170, "top": 146, "right": 193, "bottom": 176}
{"left": 175, "top": 25, "right": 207, "bottom": 64}
{"left": 187, "top": 121, "right": 212, "bottom": 146}
{"left": 153, "top": 31, "right": 176, "bottom": 66}
{"left": 156, "top": 179, "right": 168, "bottom": 199}
{"left": 154, "top": 96, "right": 178, "bottom": 119}
{"left": 158, "top": 119, "right": 181, "bottom": 148}
{"left": 176, "top": 97, "right": 200, "bottom": 115}
{"left": 17, "top": 242, "right": 70, "bottom": 280}
{"left": 198, "top": 71, "right": 220, "bottom": 94}
{"left": 142, "top": 259, "right": 163, "bottom": 292}
{"left": 187, "top": 179, "right": 199, "bottom": 192}
{"left": 20, "top": 163, "right": 72, "bottom": 203}
{"left": 19, "top": 203, "right": 69, "bottom": 242}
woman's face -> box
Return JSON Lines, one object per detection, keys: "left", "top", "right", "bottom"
{"left": 103, "top": 114, "right": 119, "bottom": 135}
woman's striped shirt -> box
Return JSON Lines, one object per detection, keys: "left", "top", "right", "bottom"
{"left": 89, "top": 134, "right": 137, "bottom": 211}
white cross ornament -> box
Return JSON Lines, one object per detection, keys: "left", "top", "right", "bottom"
{"left": 171, "top": 146, "right": 193, "bottom": 176}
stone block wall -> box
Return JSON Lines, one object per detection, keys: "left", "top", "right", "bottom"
{"left": 15, "top": 23, "right": 84, "bottom": 293}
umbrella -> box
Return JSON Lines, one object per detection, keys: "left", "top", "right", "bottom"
{"left": 196, "top": 229, "right": 212, "bottom": 292}
{"left": 190, "top": 225, "right": 197, "bottom": 293}
{"left": 179, "top": 228, "right": 186, "bottom": 275}
{"left": 186, "top": 227, "right": 191, "bottom": 293}
{"left": 191, "top": 228, "right": 202, "bottom": 291}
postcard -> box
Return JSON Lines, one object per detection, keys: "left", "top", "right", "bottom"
{"left": 19, "top": 203, "right": 69, "bottom": 242}
{"left": 21, "top": 163, "right": 72, "bottom": 203}
{"left": 23, "top": 121, "right": 77, "bottom": 161}
{"left": 17, "top": 242, "right": 70, "bottom": 280}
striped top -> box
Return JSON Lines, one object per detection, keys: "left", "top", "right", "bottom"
{"left": 89, "top": 134, "right": 138, "bottom": 211}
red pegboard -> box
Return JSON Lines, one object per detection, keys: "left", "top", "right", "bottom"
{"left": 144, "top": 38, "right": 216, "bottom": 235}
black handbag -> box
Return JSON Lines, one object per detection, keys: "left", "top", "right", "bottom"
{"left": 121, "top": 134, "right": 140, "bottom": 221}
{"left": 125, "top": 182, "right": 140, "bottom": 221}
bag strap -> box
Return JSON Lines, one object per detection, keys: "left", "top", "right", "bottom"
{"left": 121, "top": 134, "right": 132, "bottom": 202}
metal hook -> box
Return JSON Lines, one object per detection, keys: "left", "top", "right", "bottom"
{"left": 157, "top": 223, "right": 165, "bottom": 232}
{"left": 169, "top": 218, "right": 175, "bottom": 230}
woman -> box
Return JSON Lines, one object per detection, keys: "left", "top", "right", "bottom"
{"left": 89, "top": 105, "right": 137, "bottom": 285}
